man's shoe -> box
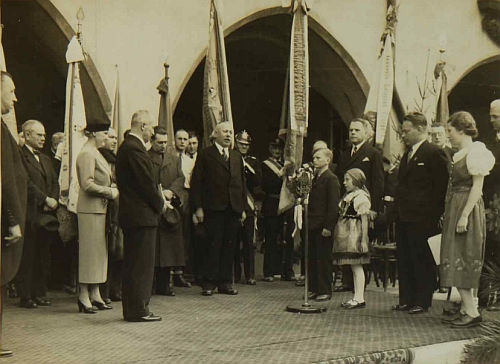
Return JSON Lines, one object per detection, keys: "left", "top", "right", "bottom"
{"left": 391, "top": 304, "right": 410, "bottom": 311}
{"left": 315, "top": 294, "right": 332, "bottom": 302}
{"left": 218, "top": 287, "right": 238, "bottom": 295}
{"left": 442, "top": 312, "right": 465, "bottom": 323}
{"left": 408, "top": 306, "right": 428, "bottom": 314}
{"left": 443, "top": 305, "right": 461, "bottom": 316}
{"left": 450, "top": 314, "right": 482, "bottom": 328}
{"left": 263, "top": 277, "right": 274, "bottom": 282}
{"left": 0, "top": 349, "right": 13, "bottom": 357}
{"left": 19, "top": 298, "right": 37, "bottom": 309}
{"left": 333, "top": 286, "right": 352, "bottom": 293}
{"left": 125, "top": 313, "right": 162, "bottom": 323}
{"left": 157, "top": 288, "right": 176, "bottom": 297}
{"left": 282, "top": 275, "right": 297, "bottom": 282}
{"left": 201, "top": 290, "right": 213, "bottom": 296}
{"left": 295, "top": 279, "right": 305, "bottom": 287}
{"left": 33, "top": 297, "right": 51, "bottom": 306}
{"left": 173, "top": 274, "right": 192, "bottom": 288}
{"left": 246, "top": 279, "right": 256, "bottom": 285}
{"left": 110, "top": 294, "right": 122, "bottom": 302}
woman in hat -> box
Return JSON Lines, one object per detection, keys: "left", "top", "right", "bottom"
{"left": 333, "top": 168, "right": 371, "bottom": 309}
{"left": 76, "top": 120, "right": 118, "bottom": 313}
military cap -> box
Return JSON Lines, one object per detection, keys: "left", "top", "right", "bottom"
{"left": 236, "top": 130, "right": 252, "bottom": 145}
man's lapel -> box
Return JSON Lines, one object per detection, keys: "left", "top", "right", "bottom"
{"left": 22, "top": 145, "right": 44, "bottom": 175}
{"left": 207, "top": 145, "right": 229, "bottom": 170}
{"left": 347, "top": 143, "right": 367, "bottom": 167}
{"left": 400, "top": 140, "right": 428, "bottom": 179}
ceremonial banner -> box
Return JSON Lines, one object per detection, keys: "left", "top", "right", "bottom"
{"left": 157, "top": 67, "right": 175, "bottom": 150}
{"left": 202, "top": 0, "right": 233, "bottom": 147}
{"left": 0, "top": 29, "right": 18, "bottom": 143}
{"left": 59, "top": 36, "right": 87, "bottom": 213}
{"left": 278, "top": 0, "right": 310, "bottom": 215}
{"left": 374, "top": 34, "right": 394, "bottom": 146}
{"left": 435, "top": 66, "right": 449, "bottom": 125}
{"left": 111, "top": 66, "right": 123, "bottom": 145}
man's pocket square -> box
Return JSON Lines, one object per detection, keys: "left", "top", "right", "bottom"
{"left": 418, "top": 162, "right": 425, "bottom": 166}
{"left": 362, "top": 157, "right": 370, "bottom": 162}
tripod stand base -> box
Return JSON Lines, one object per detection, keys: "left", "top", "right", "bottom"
{"left": 286, "top": 303, "right": 327, "bottom": 314}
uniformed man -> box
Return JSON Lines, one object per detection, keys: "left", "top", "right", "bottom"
{"left": 233, "top": 131, "right": 261, "bottom": 285}
{"left": 261, "top": 138, "right": 296, "bottom": 282}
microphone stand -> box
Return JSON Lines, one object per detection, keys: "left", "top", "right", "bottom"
{"left": 286, "top": 169, "right": 326, "bottom": 314}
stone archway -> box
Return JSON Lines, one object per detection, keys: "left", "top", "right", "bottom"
{"left": 173, "top": 10, "right": 369, "bottom": 161}
{"left": 2, "top": 0, "right": 111, "bottom": 151}
{"left": 449, "top": 55, "right": 500, "bottom": 145}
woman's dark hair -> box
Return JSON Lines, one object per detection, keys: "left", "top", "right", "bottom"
{"left": 447, "top": 111, "right": 478, "bottom": 137}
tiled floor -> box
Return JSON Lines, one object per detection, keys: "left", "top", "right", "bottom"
{"left": 2, "top": 278, "right": 492, "bottom": 364}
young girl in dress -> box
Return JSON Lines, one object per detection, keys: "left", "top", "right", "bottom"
{"left": 333, "top": 168, "right": 371, "bottom": 309}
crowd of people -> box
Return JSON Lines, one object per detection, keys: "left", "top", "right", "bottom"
{"left": 1, "top": 70, "right": 500, "bottom": 357}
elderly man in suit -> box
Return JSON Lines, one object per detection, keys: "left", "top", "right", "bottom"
{"left": 116, "top": 110, "right": 166, "bottom": 322}
{"left": 334, "top": 118, "right": 384, "bottom": 292}
{"left": 190, "top": 121, "right": 247, "bottom": 296}
{"left": 148, "top": 126, "right": 188, "bottom": 296}
{"left": 17, "top": 120, "right": 59, "bottom": 309}
{"left": 392, "top": 112, "right": 449, "bottom": 314}
{"left": 483, "top": 100, "right": 500, "bottom": 311}
{"left": 1, "top": 71, "right": 28, "bottom": 358}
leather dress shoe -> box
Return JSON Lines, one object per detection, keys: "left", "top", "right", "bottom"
{"left": 295, "top": 279, "right": 305, "bottom": 287}
{"left": 173, "top": 274, "right": 192, "bottom": 288}
{"left": 33, "top": 297, "right": 51, "bottom": 306}
{"left": 19, "top": 298, "right": 37, "bottom": 309}
{"left": 315, "top": 294, "right": 332, "bottom": 302}
{"left": 263, "top": 277, "right": 274, "bottom": 282}
{"left": 218, "top": 287, "right": 238, "bottom": 295}
{"left": 110, "top": 294, "right": 122, "bottom": 302}
{"left": 441, "top": 312, "right": 465, "bottom": 323}
{"left": 450, "top": 314, "right": 482, "bottom": 328}
{"left": 391, "top": 304, "right": 410, "bottom": 311}
{"left": 246, "top": 279, "right": 256, "bottom": 285}
{"left": 201, "top": 290, "right": 213, "bottom": 296}
{"left": 282, "top": 275, "right": 297, "bottom": 281}
{"left": 408, "top": 306, "right": 428, "bottom": 314}
{"left": 0, "top": 349, "right": 13, "bottom": 357}
{"left": 333, "top": 286, "right": 352, "bottom": 293}
{"left": 125, "top": 313, "right": 162, "bottom": 323}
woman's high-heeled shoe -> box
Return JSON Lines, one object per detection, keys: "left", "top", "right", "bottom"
{"left": 91, "top": 301, "right": 113, "bottom": 310}
{"left": 78, "top": 299, "right": 97, "bottom": 314}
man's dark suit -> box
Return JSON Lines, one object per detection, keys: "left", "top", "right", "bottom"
{"left": 1, "top": 121, "right": 28, "bottom": 286}
{"left": 395, "top": 140, "right": 449, "bottom": 308}
{"left": 334, "top": 142, "right": 384, "bottom": 289}
{"left": 234, "top": 154, "right": 261, "bottom": 282}
{"left": 17, "top": 145, "right": 59, "bottom": 300}
{"left": 190, "top": 144, "right": 246, "bottom": 290}
{"left": 116, "top": 134, "right": 164, "bottom": 320}
{"left": 308, "top": 169, "right": 340, "bottom": 296}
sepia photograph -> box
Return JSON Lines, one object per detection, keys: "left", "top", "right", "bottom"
{"left": 0, "top": 0, "right": 499, "bottom": 363}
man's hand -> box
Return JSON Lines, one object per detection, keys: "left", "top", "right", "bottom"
{"left": 163, "top": 190, "right": 174, "bottom": 200}
{"left": 240, "top": 211, "right": 247, "bottom": 225}
{"left": 321, "top": 228, "right": 332, "bottom": 237}
{"left": 193, "top": 208, "right": 204, "bottom": 224}
{"left": 5, "top": 224, "right": 22, "bottom": 246}
{"left": 45, "top": 197, "right": 58, "bottom": 210}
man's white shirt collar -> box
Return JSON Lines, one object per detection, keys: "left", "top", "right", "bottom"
{"left": 410, "top": 138, "right": 426, "bottom": 158}
{"left": 352, "top": 140, "right": 365, "bottom": 151}
{"left": 25, "top": 144, "right": 40, "bottom": 161}
{"left": 214, "top": 142, "right": 228, "bottom": 156}
{"left": 129, "top": 132, "right": 147, "bottom": 148}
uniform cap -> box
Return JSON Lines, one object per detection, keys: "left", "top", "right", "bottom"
{"left": 236, "top": 130, "right": 252, "bottom": 145}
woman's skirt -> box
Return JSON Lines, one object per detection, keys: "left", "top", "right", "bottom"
{"left": 78, "top": 213, "right": 108, "bottom": 284}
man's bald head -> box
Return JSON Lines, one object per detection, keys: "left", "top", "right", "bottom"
{"left": 1, "top": 71, "right": 17, "bottom": 115}
{"left": 214, "top": 121, "right": 233, "bottom": 148}
{"left": 490, "top": 99, "right": 500, "bottom": 132}
{"left": 175, "top": 129, "right": 189, "bottom": 152}
{"left": 130, "top": 110, "right": 154, "bottom": 143}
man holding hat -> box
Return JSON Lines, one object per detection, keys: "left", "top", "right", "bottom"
{"left": 483, "top": 99, "right": 500, "bottom": 310}
{"left": 261, "top": 138, "right": 296, "bottom": 282}
{"left": 234, "top": 131, "right": 261, "bottom": 285}
{"left": 148, "top": 126, "right": 188, "bottom": 296}
{"left": 17, "top": 119, "right": 60, "bottom": 309}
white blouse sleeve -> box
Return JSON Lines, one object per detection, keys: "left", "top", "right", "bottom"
{"left": 466, "top": 142, "right": 495, "bottom": 176}
{"left": 353, "top": 193, "right": 371, "bottom": 215}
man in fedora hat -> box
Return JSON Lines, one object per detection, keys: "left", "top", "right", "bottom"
{"left": 148, "top": 126, "right": 188, "bottom": 296}
{"left": 17, "top": 119, "right": 60, "bottom": 309}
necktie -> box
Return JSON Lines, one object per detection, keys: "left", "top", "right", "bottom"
{"left": 407, "top": 147, "right": 413, "bottom": 163}
{"left": 223, "top": 149, "right": 228, "bottom": 162}
{"left": 33, "top": 149, "right": 41, "bottom": 156}
{"left": 351, "top": 146, "right": 358, "bottom": 157}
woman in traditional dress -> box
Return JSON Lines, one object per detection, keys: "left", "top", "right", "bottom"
{"left": 440, "top": 111, "right": 495, "bottom": 328}
{"left": 76, "top": 121, "right": 118, "bottom": 313}
{"left": 333, "top": 168, "right": 371, "bottom": 309}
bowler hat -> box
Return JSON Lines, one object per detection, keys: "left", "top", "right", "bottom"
{"left": 193, "top": 222, "right": 211, "bottom": 241}
{"left": 34, "top": 214, "right": 60, "bottom": 232}
{"left": 161, "top": 207, "right": 181, "bottom": 231}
